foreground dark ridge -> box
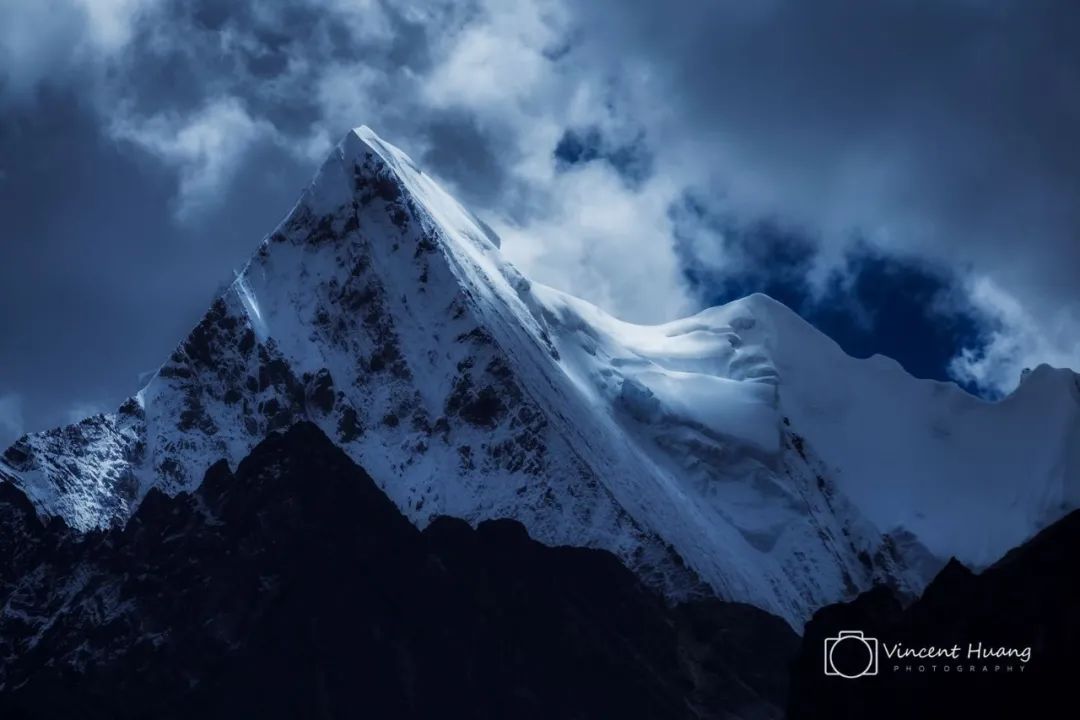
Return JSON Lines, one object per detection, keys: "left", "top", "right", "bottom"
{"left": 788, "top": 505, "right": 1080, "bottom": 717}
{"left": 0, "top": 422, "right": 797, "bottom": 719}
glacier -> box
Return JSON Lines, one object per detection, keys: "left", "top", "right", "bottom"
{"left": 2, "top": 126, "right": 1078, "bottom": 628}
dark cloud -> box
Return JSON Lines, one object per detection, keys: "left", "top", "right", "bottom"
{"left": 554, "top": 126, "right": 653, "bottom": 186}
{"left": 575, "top": 0, "right": 1080, "bottom": 307}
{"left": 672, "top": 196, "right": 818, "bottom": 311}
{"left": 424, "top": 112, "right": 515, "bottom": 206}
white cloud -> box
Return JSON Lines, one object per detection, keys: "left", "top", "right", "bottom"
{"left": 302, "top": 62, "right": 390, "bottom": 161}
{"left": 495, "top": 163, "right": 692, "bottom": 323}
{"left": 0, "top": 0, "right": 159, "bottom": 102}
{"left": 79, "top": 0, "right": 156, "bottom": 52}
{"left": 110, "top": 98, "right": 281, "bottom": 219}
{"left": 949, "top": 277, "right": 1080, "bottom": 396}
{"left": 421, "top": 0, "right": 564, "bottom": 112}
{"left": 403, "top": 0, "right": 704, "bottom": 323}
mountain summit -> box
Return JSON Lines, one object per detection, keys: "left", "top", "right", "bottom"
{"left": 2, "top": 127, "right": 1078, "bottom": 626}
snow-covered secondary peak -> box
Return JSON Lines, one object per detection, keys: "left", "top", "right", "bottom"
{"left": 3, "top": 127, "right": 1078, "bottom": 627}
{"left": 729, "top": 297, "right": 1080, "bottom": 568}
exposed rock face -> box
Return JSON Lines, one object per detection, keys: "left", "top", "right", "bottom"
{"left": 787, "top": 508, "right": 1080, "bottom": 718}
{"left": 0, "top": 423, "right": 797, "bottom": 720}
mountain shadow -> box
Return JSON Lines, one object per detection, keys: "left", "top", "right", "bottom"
{"left": 0, "top": 422, "right": 798, "bottom": 720}
{"left": 788, "top": 506, "right": 1080, "bottom": 718}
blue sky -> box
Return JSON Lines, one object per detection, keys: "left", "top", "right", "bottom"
{"left": 1, "top": 0, "right": 1079, "bottom": 445}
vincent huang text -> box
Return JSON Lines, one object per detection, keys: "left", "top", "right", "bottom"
{"left": 884, "top": 642, "right": 1031, "bottom": 673}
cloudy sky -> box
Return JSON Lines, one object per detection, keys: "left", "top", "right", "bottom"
{"left": 1, "top": 0, "right": 1078, "bottom": 445}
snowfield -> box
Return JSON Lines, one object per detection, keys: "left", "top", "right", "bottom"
{"left": 3, "top": 127, "right": 1078, "bottom": 628}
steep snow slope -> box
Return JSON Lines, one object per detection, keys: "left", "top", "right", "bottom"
{"left": 2, "top": 127, "right": 1076, "bottom": 625}
{"left": 739, "top": 301, "right": 1080, "bottom": 567}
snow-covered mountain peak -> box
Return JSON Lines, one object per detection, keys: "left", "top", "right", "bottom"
{"left": 1018, "top": 363, "right": 1080, "bottom": 399}
{"left": 306, "top": 126, "right": 502, "bottom": 252}
{"left": 742, "top": 297, "right": 1080, "bottom": 569}
{"left": 3, "top": 126, "right": 1077, "bottom": 628}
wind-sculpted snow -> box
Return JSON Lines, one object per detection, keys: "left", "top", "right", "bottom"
{"left": 3, "top": 127, "right": 1077, "bottom": 626}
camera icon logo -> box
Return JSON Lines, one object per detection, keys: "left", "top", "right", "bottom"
{"left": 824, "top": 630, "right": 879, "bottom": 679}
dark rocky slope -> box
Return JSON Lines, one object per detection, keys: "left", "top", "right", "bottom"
{"left": 0, "top": 423, "right": 797, "bottom": 719}
{"left": 788, "top": 507, "right": 1080, "bottom": 718}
